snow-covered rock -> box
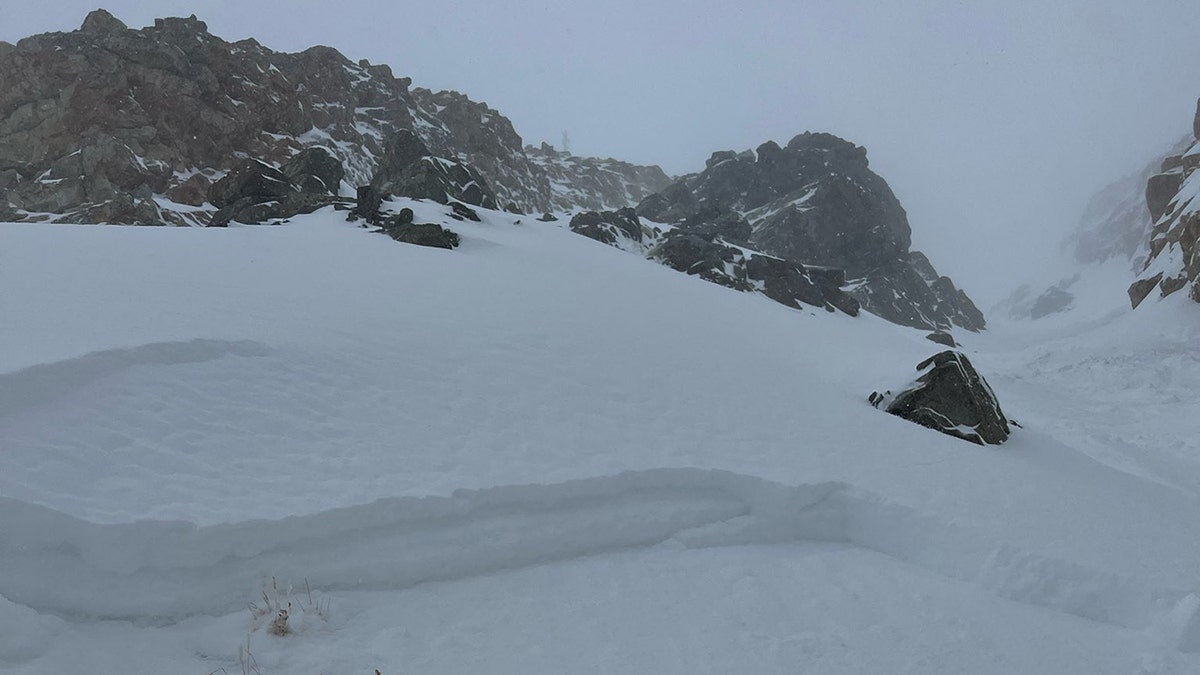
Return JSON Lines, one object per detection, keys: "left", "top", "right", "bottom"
{"left": 635, "top": 133, "right": 985, "bottom": 331}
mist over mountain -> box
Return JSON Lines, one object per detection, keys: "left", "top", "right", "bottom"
{"left": 7, "top": 7, "right": 1200, "bottom": 675}
{"left": 0, "top": 9, "right": 984, "bottom": 333}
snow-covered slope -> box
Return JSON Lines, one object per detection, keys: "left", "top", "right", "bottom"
{"left": 4, "top": 206, "right": 1200, "bottom": 674}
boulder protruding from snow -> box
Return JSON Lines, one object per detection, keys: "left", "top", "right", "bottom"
{"left": 379, "top": 219, "right": 460, "bottom": 250}
{"left": 885, "top": 350, "right": 1010, "bottom": 446}
{"left": 569, "top": 208, "right": 647, "bottom": 248}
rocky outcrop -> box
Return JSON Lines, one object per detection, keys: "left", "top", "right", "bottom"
{"left": 635, "top": 133, "right": 984, "bottom": 331}
{"left": 568, "top": 208, "right": 652, "bottom": 250}
{"left": 0, "top": 11, "right": 669, "bottom": 225}
{"left": 205, "top": 155, "right": 348, "bottom": 226}
{"left": 925, "top": 331, "right": 957, "bottom": 347}
{"left": 884, "top": 351, "right": 1010, "bottom": 446}
{"left": 568, "top": 207, "right": 859, "bottom": 315}
{"left": 527, "top": 143, "right": 672, "bottom": 212}
{"left": 379, "top": 220, "right": 460, "bottom": 250}
{"left": 371, "top": 130, "right": 497, "bottom": 209}
{"left": 282, "top": 147, "right": 344, "bottom": 196}
{"left": 1130, "top": 98, "right": 1200, "bottom": 308}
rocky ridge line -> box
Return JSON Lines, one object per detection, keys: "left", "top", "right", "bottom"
{"left": 0, "top": 10, "right": 669, "bottom": 225}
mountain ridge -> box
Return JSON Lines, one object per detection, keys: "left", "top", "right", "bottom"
{"left": 0, "top": 9, "right": 670, "bottom": 225}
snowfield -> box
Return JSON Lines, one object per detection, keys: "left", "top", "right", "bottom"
{"left": 3, "top": 203, "right": 1200, "bottom": 674}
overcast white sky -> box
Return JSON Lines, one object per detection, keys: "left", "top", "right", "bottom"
{"left": 5, "top": 1, "right": 1200, "bottom": 303}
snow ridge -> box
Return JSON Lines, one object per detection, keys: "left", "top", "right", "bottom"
{"left": 2, "top": 468, "right": 1193, "bottom": 648}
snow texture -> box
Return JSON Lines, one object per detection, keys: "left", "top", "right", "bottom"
{"left": 4, "top": 202, "right": 1200, "bottom": 673}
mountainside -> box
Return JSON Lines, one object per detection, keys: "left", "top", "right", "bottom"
{"left": 1130, "top": 99, "right": 1200, "bottom": 307}
{"left": 5, "top": 206, "right": 1200, "bottom": 673}
{"left": 633, "top": 133, "right": 985, "bottom": 332}
{"left": 996, "top": 157, "right": 1164, "bottom": 322}
{"left": 0, "top": 10, "right": 668, "bottom": 225}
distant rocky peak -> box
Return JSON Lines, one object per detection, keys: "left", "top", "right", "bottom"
{"left": 635, "top": 133, "right": 982, "bottom": 332}
{"left": 80, "top": 8, "right": 128, "bottom": 34}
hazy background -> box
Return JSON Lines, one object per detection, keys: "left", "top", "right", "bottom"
{"left": 5, "top": 1, "right": 1200, "bottom": 304}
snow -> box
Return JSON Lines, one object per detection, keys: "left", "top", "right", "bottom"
{"left": 4, "top": 203, "right": 1200, "bottom": 673}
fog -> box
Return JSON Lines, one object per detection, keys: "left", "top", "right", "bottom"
{"left": 5, "top": 1, "right": 1200, "bottom": 304}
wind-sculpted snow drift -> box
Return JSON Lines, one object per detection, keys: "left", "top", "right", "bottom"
{"left": 2, "top": 468, "right": 1195, "bottom": 651}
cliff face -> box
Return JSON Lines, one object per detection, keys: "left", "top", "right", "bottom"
{"left": 635, "top": 133, "right": 985, "bottom": 332}
{"left": 1130, "top": 99, "right": 1200, "bottom": 308}
{"left": 0, "top": 10, "right": 667, "bottom": 224}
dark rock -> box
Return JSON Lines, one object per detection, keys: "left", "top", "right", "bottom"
{"left": 80, "top": 9, "right": 128, "bottom": 34}
{"left": 1146, "top": 172, "right": 1183, "bottom": 222}
{"left": 1133, "top": 103, "right": 1200, "bottom": 306}
{"left": 1160, "top": 272, "right": 1189, "bottom": 297}
{"left": 635, "top": 132, "right": 983, "bottom": 331}
{"left": 569, "top": 208, "right": 643, "bottom": 246}
{"left": 538, "top": 212, "right": 558, "bottom": 222}
{"left": 208, "top": 160, "right": 294, "bottom": 209}
{"left": 651, "top": 233, "right": 751, "bottom": 292}
{"left": 635, "top": 182, "right": 697, "bottom": 224}
{"left": 371, "top": 130, "right": 498, "bottom": 209}
{"left": 283, "top": 148, "right": 345, "bottom": 195}
{"left": 745, "top": 254, "right": 833, "bottom": 311}
{"left": 677, "top": 207, "right": 752, "bottom": 243}
{"left": 165, "top": 173, "right": 212, "bottom": 207}
{"left": 1162, "top": 155, "right": 1184, "bottom": 173}
{"left": 62, "top": 193, "right": 162, "bottom": 225}
{"left": 1029, "top": 286, "right": 1074, "bottom": 319}
{"left": 451, "top": 201, "right": 480, "bottom": 222}
{"left": 926, "top": 331, "right": 957, "bottom": 347}
{"left": 355, "top": 185, "right": 383, "bottom": 222}
{"left": 705, "top": 150, "right": 738, "bottom": 169}
{"left": 211, "top": 192, "right": 338, "bottom": 226}
{"left": 1129, "top": 272, "right": 1164, "bottom": 308}
{"left": 380, "top": 221, "right": 460, "bottom": 249}
{"left": 886, "top": 351, "right": 1010, "bottom": 446}
{"left": 1194, "top": 97, "right": 1200, "bottom": 140}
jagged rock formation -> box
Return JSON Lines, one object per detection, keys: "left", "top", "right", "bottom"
{"left": 568, "top": 208, "right": 860, "bottom": 315}
{"left": 206, "top": 154, "right": 348, "bottom": 226}
{"left": 1130, "top": 98, "right": 1200, "bottom": 307}
{"left": 634, "top": 133, "right": 984, "bottom": 332}
{"left": 371, "top": 129, "right": 497, "bottom": 209}
{"left": 0, "top": 10, "right": 668, "bottom": 225}
{"left": 527, "top": 143, "right": 672, "bottom": 212}
{"left": 568, "top": 208, "right": 654, "bottom": 251}
{"left": 884, "top": 351, "right": 1010, "bottom": 446}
